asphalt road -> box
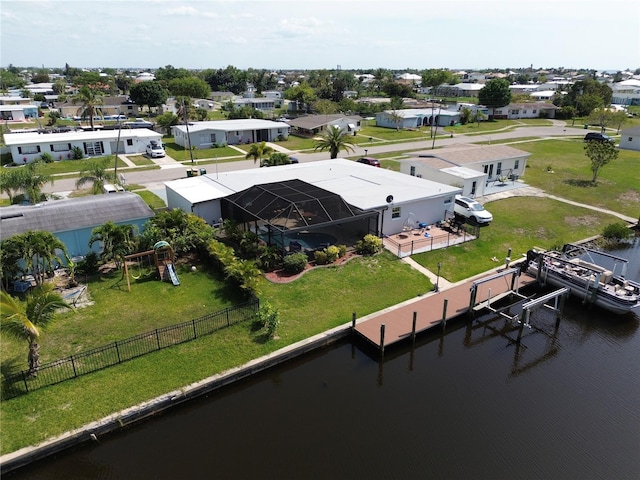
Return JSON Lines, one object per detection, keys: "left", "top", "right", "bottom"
{"left": 39, "top": 122, "right": 589, "bottom": 196}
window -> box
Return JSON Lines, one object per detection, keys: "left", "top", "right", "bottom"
{"left": 444, "top": 196, "right": 452, "bottom": 204}
{"left": 410, "top": 166, "right": 416, "bottom": 176}
{"left": 127, "top": 139, "right": 133, "bottom": 146}
{"left": 18, "top": 145, "right": 40, "bottom": 154}
{"left": 514, "top": 159, "right": 520, "bottom": 170}
{"left": 496, "top": 162, "right": 502, "bottom": 176}
{"left": 391, "top": 207, "right": 401, "bottom": 219}
{"left": 210, "top": 133, "right": 217, "bottom": 143}
{"left": 50, "top": 143, "right": 71, "bottom": 152}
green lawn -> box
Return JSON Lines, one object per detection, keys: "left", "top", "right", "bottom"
{"left": 513, "top": 139, "right": 640, "bottom": 218}
{"left": 134, "top": 190, "right": 166, "bottom": 209}
{"left": 411, "top": 197, "right": 624, "bottom": 283}
{"left": 125, "top": 154, "right": 155, "bottom": 166}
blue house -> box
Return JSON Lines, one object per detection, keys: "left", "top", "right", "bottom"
{"left": 0, "top": 193, "right": 155, "bottom": 258}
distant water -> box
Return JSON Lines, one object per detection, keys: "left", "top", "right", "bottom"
{"left": 8, "top": 242, "right": 640, "bottom": 480}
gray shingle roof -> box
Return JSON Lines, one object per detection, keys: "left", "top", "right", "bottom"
{"left": 0, "top": 193, "right": 154, "bottom": 240}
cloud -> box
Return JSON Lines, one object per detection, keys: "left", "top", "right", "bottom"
{"left": 164, "top": 6, "right": 199, "bottom": 16}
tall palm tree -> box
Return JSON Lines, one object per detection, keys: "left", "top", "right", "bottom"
{"left": 245, "top": 141, "right": 274, "bottom": 165}
{"left": 313, "top": 125, "right": 355, "bottom": 159}
{"left": 72, "top": 85, "right": 104, "bottom": 131}
{"left": 89, "top": 221, "right": 137, "bottom": 270}
{"left": 76, "top": 158, "right": 114, "bottom": 194}
{"left": 1, "top": 285, "right": 72, "bottom": 376}
{"left": 0, "top": 167, "right": 27, "bottom": 204}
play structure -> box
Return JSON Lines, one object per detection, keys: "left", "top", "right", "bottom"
{"left": 123, "top": 241, "right": 180, "bottom": 291}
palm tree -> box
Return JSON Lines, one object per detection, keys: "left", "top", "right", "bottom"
{"left": 22, "top": 160, "right": 53, "bottom": 204}
{"left": 1, "top": 285, "right": 72, "bottom": 376}
{"left": 313, "top": 125, "right": 355, "bottom": 159}
{"left": 72, "top": 85, "right": 104, "bottom": 131}
{"left": 0, "top": 167, "right": 27, "bottom": 204}
{"left": 245, "top": 141, "right": 274, "bottom": 165}
{"left": 89, "top": 221, "right": 137, "bottom": 270}
{"left": 76, "top": 158, "right": 114, "bottom": 194}
{"left": 15, "top": 231, "right": 67, "bottom": 286}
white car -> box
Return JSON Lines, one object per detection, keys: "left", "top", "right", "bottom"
{"left": 146, "top": 141, "right": 165, "bottom": 158}
{"left": 453, "top": 195, "right": 493, "bottom": 224}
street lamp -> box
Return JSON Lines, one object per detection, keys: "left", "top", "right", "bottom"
{"left": 364, "top": 149, "right": 368, "bottom": 156}
{"left": 434, "top": 262, "right": 442, "bottom": 292}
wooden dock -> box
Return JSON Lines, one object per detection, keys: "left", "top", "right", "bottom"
{"left": 353, "top": 269, "right": 538, "bottom": 351}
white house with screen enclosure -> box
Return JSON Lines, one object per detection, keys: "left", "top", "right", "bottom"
{"left": 165, "top": 159, "right": 462, "bottom": 238}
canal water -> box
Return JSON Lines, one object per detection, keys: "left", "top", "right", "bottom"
{"left": 8, "top": 243, "right": 640, "bottom": 479}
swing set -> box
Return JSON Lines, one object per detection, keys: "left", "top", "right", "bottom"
{"left": 123, "top": 241, "right": 178, "bottom": 292}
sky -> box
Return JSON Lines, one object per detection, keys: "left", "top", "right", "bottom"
{"left": 1, "top": 0, "right": 639, "bottom": 72}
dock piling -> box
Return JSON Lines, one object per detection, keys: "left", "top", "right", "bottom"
{"left": 380, "top": 324, "right": 386, "bottom": 357}
{"left": 411, "top": 312, "right": 417, "bottom": 341}
{"left": 351, "top": 312, "right": 356, "bottom": 331}
{"left": 441, "top": 299, "right": 449, "bottom": 331}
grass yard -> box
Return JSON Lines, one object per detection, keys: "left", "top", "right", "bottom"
{"left": 134, "top": 190, "right": 166, "bottom": 209}
{"left": 411, "top": 197, "right": 627, "bottom": 283}
{"left": 162, "top": 140, "right": 242, "bottom": 162}
{"left": 124, "top": 154, "right": 155, "bottom": 167}
{"left": 0, "top": 252, "right": 429, "bottom": 454}
{"left": 513, "top": 139, "right": 640, "bottom": 218}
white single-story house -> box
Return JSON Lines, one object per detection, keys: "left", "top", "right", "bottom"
{"left": 0, "top": 104, "right": 39, "bottom": 121}
{"left": 376, "top": 108, "right": 461, "bottom": 129}
{"left": 435, "top": 83, "right": 485, "bottom": 98}
{"left": 529, "top": 90, "right": 558, "bottom": 101}
{"left": 610, "top": 79, "right": 640, "bottom": 106}
{"left": 3, "top": 128, "right": 162, "bottom": 163}
{"left": 210, "top": 91, "right": 235, "bottom": 103}
{"left": 231, "top": 97, "right": 279, "bottom": 112}
{"left": 165, "top": 159, "right": 462, "bottom": 237}
{"left": 171, "top": 119, "right": 290, "bottom": 148}
{"left": 286, "top": 114, "right": 362, "bottom": 136}
{"left": 399, "top": 144, "right": 531, "bottom": 198}
{"left": 618, "top": 126, "right": 640, "bottom": 152}
{"left": 0, "top": 193, "right": 155, "bottom": 258}
{"left": 492, "top": 102, "right": 558, "bottom": 119}
{"left": 0, "top": 96, "right": 33, "bottom": 106}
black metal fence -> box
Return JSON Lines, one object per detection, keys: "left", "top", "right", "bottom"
{"left": 2, "top": 298, "right": 259, "bottom": 400}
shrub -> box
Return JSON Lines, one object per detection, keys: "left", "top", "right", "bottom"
{"left": 256, "top": 301, "right": 280, "bottom": 339}
{"left": 325, "top": 245, "right": 340, "bottom": 263}
{"left": 77, "top": 251, "right": 99, "bottom": 275}
{"left": 355, "top": 234, "right": 382, "bottom": 255}
{"left": 39, "top": 152, "right": 54, "bottom": 163}
{"left": 337, "top": 244, "right": 347, "bottom": 258}
{"left": 602, "top": 222, "right": 633, "bottom": 241}
{"left": 71, "top": 146, "right": 83, "bottom": 160}
{"left": 314, "top": 250, "right": 328, "bottom": 265}
{"left": 282, "top": 252, "right": 308, "bottom": 274}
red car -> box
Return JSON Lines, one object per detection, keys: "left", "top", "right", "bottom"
{"left": 357, "top": 156, "right": 381, "bottom": 167}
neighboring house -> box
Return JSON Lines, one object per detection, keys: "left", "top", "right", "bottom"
{"left": 376, "top": 108, "right": 461, "bottom": 129}
{"left": 399, "top": 144, "right": 531, "bottom": 198}
{"left": 395, "top": 73, "right": 422, "bottom": 86}
{"left": 456, "top": 103, "right": 490, "bottom": 117}
{"left": 3, "top": 128, "right": 162, "bottom": 163}
{"left": 610, "top": 79, "right": 640, "bottom": 106}
{"left": 0, "top": 193, "right": 155, "bottom": 258}
{"left": 286, "top": 114, "right": 362, "bottom": 136}
{"left": 1, "top": 104, "right": 39, "bottom": 121}
{"left": 231, "top": 97, "right": 278, "bottom": 113}
{"left": 54, "top": 95, "right": 140, "bottom": 120}
{"left": 0, "top": 96, "right": 33, "bottom": 106}
{"left": 492, "top": 102, "right": 558, "bottom": 119}
{"left": 135, "top": 72, "right": 155, "bottom": 83}
{"left": 194, "top": 98, "right": 217, "bottom": 111}
{"left": 171, "top": 119, "right": 290, "bottom": 148}
{"left": 435, "top": 83, "right": 484, "bottom": 98}
{"left": 165, "top": 158, "right": 461, "bottom": 236}
{"left": 618, "top": 126, "right": 640, "bottom": 152}
{"left": 529, "top": 90, "right": 558, "bottom": 101}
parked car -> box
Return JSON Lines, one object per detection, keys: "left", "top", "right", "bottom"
{"left": 584, "top": 132, "right": 615, "bottom": 143}
{"left": 288, "top": 156, "right": 299, "bottom": 164}
{"left": 357, "top": 156, "right": 381, "bottom": 167}
{"left": 146, "top": 141, "right": 166, "bottom": 158}
{"left": 453, "top": 195, "right": 493, "bottom": 225}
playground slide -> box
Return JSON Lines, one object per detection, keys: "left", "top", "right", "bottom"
{"left": 167, "top": 262, "right": 180, "bottom": 286}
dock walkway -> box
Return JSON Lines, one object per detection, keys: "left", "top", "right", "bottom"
{"left": 354, "top": 269, "right": 538, "bottom": 349}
